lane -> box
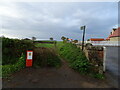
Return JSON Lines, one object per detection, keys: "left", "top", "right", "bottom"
{"left": 105, "top": 46, "right": 119, "bottom": 88}
{"left": 2, "top": 59, "right": 112, "bottom": 88}
{"left": 105, "top": 46, "right": 119, "bottom": 76}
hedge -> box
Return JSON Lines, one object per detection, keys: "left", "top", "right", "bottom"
{"left": 2, "top": 37, "right": 34, "bottom": 65}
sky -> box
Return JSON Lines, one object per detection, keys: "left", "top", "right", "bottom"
{"left": 0, "top": 2, "right": 118, "bottom": 41}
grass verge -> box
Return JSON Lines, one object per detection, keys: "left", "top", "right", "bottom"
{"left": 57, "top": 42, "right": 104, "bottom": 79}
{"left": 34, "top": 43, "right": 54, "bottom": 48}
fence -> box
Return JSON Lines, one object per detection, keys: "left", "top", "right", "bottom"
{"left": 78, "top": 41, "right": 120, "bottom": 46}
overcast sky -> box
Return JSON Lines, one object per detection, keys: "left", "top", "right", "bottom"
{"left": 0, "top": 2, "right": 118, "bottom": 41}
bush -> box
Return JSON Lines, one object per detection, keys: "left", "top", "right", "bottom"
{"left": 2, "top": 37, "right": 34, "bottom": 65}
{"left": 85, "top": 43, "right": 93, "bottom": 49}
{"left": 90, "top": 73, "right": 105, "bottom": 79}
{"left": 2, "top": 54, "right": 26, "bottom": 77}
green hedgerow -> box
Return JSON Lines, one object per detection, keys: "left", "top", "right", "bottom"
{"left": 2, "top": 37, "right": 34, "bottom": 65}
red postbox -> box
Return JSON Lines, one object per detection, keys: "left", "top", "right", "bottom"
{"left": 26, "top": 50, "right": 33, "bottom": 67}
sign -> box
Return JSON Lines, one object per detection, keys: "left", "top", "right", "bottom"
{"left": 26, "top": 51, "right": 33, "bottom": 67}
{"left": 80, "top": 26, "right": 86, "bottom": 30}
{"left": 27, "top": 52, "right": 33, "bottom": 59}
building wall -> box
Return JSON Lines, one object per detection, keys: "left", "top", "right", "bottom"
{"left": 110, "top": 37, "right": 120, "bottom": 41}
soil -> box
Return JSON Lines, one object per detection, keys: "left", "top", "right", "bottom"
{"left": 2, "top": 47, "right": 115, "bottom": 88}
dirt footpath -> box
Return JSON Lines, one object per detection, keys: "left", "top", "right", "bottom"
{"left": 2, "top": 59, "right": 115, "bottom": 88}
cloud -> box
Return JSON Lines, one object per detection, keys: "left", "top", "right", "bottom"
{"left": 0, "top": 2, "right": 23, "bottom": 19}
{"left": 0, "top": 2, "right": 118, "bottom": 40}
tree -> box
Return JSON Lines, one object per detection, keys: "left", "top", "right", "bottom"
{"left": 74, "top": 39, "right": 78, "bottom": 43}
{"left": 87, "top": 39, "right": 90, "bottom": 41}
{"left": 32, "top": 37, "right": 36, "bottom": 41}
{"left": 50, "top": 37, "right": 53, "bottom": 41}
{"left": 66, "top": 38, "right": 69, "bottom": 41}
{"left": 61, "top": 36, "right": 66, "bottom": 43}
{"left": 61, "top": 36, "right": 66, "bottom": 41}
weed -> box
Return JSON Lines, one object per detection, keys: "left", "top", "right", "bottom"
{"left": 2, "top": 54, "right": 25, "bottom": 78}
{"left": 33, "top": 47, "right": 61, "bottom": 68}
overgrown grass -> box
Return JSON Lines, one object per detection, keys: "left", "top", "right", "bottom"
{"left": 58, "top": 43, "right": 90, "bottom": 73}
{"left": 2, "top": 54, "right": 25, "bottom": 78}
{"left": 57, "top": 43, "right": 104, "bottom": 79}
{"left": 33, "top": 47, "right": 61, "bottom": 68}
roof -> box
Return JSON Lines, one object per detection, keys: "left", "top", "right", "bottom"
{"left": 106, "top": 37, "right": 110, "bottom": 40}
{"left": 90, "top": 38, "right": 104, "bottom": 41}
{"left": 106, "top": 27, "right": 120, "bottom": 40}
{"left": 68, "top": 39, "right": 73, "bottom": 40}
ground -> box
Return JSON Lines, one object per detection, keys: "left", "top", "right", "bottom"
{"left": 2, "top": 59, "right": 114, "bottom": 88}
{"left": 2, "top": 44, "right": 117, "bottom": 88}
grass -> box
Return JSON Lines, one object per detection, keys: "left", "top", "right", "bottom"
{"left": 57, "top": 42, "right": 104, "bottom": 79}
{"left": 34, "top": 43, "right": 55, "bottom": 48}
{"left": 33, "top": 41, "right": 61, "bottom": 68}
{"left": 2, "top": 54, "right": 26, "bottom": 78}
{"left": 33, "top": 47, "right": 61, "bottom": 68}
{"left": 34, "top": 40, "right": 55, "bottom": 43}
{"left": 58, "top": 43, "right": 90, "bottom": 73}
{"left": 56, "top": 41, "right": 64, "bottom": 47}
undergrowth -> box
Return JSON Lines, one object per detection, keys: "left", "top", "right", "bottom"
{"left": 57, "top": 43, "right": 104, "bottom": 79}
{"left": 2, "top": 54, "right": 25, "bottom": 78}
{"left": 33, "top": 47, "right": 61, "bottom": 68}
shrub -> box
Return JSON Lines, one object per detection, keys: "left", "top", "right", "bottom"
{"left": 58, "top": 43, "right": 91, "bottom": 74}
{"left": 70, "top": 59, "right": 91, "bottom": 74}
{"left": 85, "top": 43, "right": 93, "bottom": 49}
{"left": 90, "top": 73, "right": 105, "bottom": 79}
{"left": 2, "top": 54, "right": 26, "bottom": 77}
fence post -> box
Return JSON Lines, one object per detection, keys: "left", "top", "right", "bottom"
{"left": 103, "top": 47, "right": 106, "bottom": 72}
